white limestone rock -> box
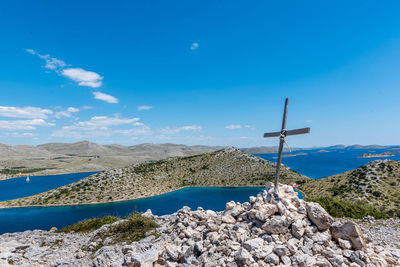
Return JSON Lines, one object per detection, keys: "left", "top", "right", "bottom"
{"left": 306, "top": 202, "right": 333, "bottom": 231}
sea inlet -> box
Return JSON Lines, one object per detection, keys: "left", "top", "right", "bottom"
{"left": 0, "top": 186, "right": 299, "bottom": 234}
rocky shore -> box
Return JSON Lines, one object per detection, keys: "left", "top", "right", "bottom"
{"left": 0, "top": 183, "right": 399, "bottom": 266}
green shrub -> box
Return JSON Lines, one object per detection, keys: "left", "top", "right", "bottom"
{"left": 57, "top": 216, "right": 119, "bottom": 233}
{"left": 308, "top": 197, "right": 388, "bottom": 219}
{"left": 107, "top": 213, "right": 158, "bottom": 243}
{"left": 57, "top": 213, "right": 158, "bottom": 248}
{"left": 372, "top": 191, "right": 382, "bottom": 198}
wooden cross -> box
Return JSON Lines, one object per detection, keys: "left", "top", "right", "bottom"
{"left": 263, "top": 98, "right": 310, "bottom": 194}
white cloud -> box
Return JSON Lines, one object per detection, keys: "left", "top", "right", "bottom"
{"left": 54, "top": 107, "right": 80, "bottom": 119}
{"left": 305, "top": 120, "right": 312, "bottom": 123}
{"left": 190, "top": 42, "right": 199, "bottom": 50}
{"left": 25, "top": 49, "right": 66, "bottom": 70}
{"left": 0, "top": 106, "right": 53, "bottom": 119}
{"left": 51, "top": 116, "right": 145, "bottom": 139}
{"left": 0, "top": 119, "right": 55, "bottom": 130}
{"left": 225, "top": 125, "right": 242, "bottom": 130}
{"left": 161, "top": 125, "right": 202, "bottom": 134}
{"left": 51, "top": 126, "right": 111, "bottom": 139}
{"left": 114, "top": 124, "right": 152, "bottom": 136}
{"left": 26, "top": 49, "right": 104, "bottom": 88}
{"left": 93, "top": 91, "right": 119, "bottom": 103}
{"left": 67, "top": 107, "right": 79, "bottom": 113}
{"left": 81, "top": 106, "right": 94, "bottom": 110}
{"left": 137, "top": 105, "right": 152, "bottom": 111}
{"left": 77, "top": 116, "right": 139, "bottom": 128}
{"left": 0, "top": 132, "right": 36, "bottom": 138}
{"left": 54, "top": 111, "right": 71, "bottom": 119}
{"left": 62, "top": 68, "right": 103, "bottom": 88}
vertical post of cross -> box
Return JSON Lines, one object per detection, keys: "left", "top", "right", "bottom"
{"left": 273, "top": 98, "right": 289, "bottom": 192}
{"left": 263, "top": 98, "right": 310, "bottom": 197}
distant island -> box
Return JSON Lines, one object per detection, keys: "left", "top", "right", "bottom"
{"left": 358, "top": 152, "right": 395, "bottom": 158}
{"left": 317, "top": 149, "right": 329, "bottom": 153}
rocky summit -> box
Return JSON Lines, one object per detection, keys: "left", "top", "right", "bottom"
{"left": 1, "top": 183, "right": 399, "bottom": 267}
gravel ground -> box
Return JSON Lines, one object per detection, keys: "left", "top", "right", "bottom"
{"left": 337, "top": 217, "right": 400, "bottom": 249}
{"left": 360, "top": 218, "right": 400, "bottom": 249}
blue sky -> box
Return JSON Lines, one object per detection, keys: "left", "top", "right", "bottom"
{"left": 0, "top": 0, "right": 400, "bottom": 147}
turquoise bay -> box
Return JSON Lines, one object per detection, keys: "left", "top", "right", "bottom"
{"left": 0, "top": 187, "right": 268, "bottom": 234}
{"left": 0, "top": 172, "right": 97, "bottom": 202}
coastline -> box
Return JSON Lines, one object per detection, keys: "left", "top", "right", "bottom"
{"left": 0, "top": 185, "right": 269, "bottom": 210}
{"left": 0, "top": 170, "right": 102, "bottom": 182}
{"left": 0, "top": 184, "right": 306, "bottom": 210}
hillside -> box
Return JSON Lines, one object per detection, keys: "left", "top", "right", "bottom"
{"left": 0, "top": 147, "right": 309, "bottom": 207}
{"left": 0, "top": 141, "right": 223, "bottom": 180}
{"left": 301, "top": 159, "right": 400, "bottom": 216}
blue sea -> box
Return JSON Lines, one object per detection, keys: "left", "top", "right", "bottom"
{"left": 0, "top": 187, "right": 265, "bottom": 234}
{"left": 0, "top": 172, "right": 97, "bottom": 202}
{"left": 256, "top": 148, "right": 400, "bottom": 179}
{"left": 0, "top": 147, "right": 398, "bottom": 233}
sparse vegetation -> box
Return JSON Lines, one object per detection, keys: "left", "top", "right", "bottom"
{"left": 309, "top": 196, "right": 388, "bottom": 219}
{"left": 302, "top": 160, "right": 400, "bottom": 217}
{"left": 103, "top": 213, "right": 158, "bottom": 243}
{"left": 55, "top": 213, "right": 157, "bottom": 251}
{"left": 0, "top": 168, "right": 47, "bottom": 175}
{"left": 1, "top": 148, "right": 309, "bottom": 207}
{"left": 57, "top": 216, "right": 119, "bottom": 233}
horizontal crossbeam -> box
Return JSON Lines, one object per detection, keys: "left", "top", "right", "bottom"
{"left": 286, "top": 127, "right": 310, "bottom": 136}
{"left": 264, "top": 127, "right": 310, "bottom": 138}
{"left": 263, "top": 131, "right": 281, "bottom": 138}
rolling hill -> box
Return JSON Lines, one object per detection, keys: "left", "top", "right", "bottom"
{"left": 300, "top": 159, "right": 400, "bottom": 217}
{"left": 0, "top": 147, "right": 309, "bottom": 207}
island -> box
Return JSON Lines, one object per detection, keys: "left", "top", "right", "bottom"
{"left": 0, "top": 148, "right": 309, "bottom": 208}
{"left": 358, "top": 152, "right": 395, "bottom": 158}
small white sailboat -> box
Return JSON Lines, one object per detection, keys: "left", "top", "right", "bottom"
{"left": 26, "top": 176, "right": 30, "bottom": 183}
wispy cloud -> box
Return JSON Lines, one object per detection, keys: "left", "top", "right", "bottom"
{"left": 51, "top": 115, "right": 144, "bottom": 138}
{"left": 0, "top": 132, "right": 37, "bottom": 138}
{"left": 54, "top": 107, "right": 80, "bottom": 119}
{"left": 93, "top": 92, "right": 119, "bottom": 103}
{"left": 190, "top": 42, "right": 199, "bottom": 50}
{"left": 0, "top": 119, "right": 55, "bottom": 130}
{"left": 81, "top": 106, "right": 94, "bottom": 110}
{"left": 305, "top": 120, "right": 312, "bottom": 123}
{"left": 67, "top": 107, "right": 79, "bottom": 113}
{"left": 77, "top": 116, "right": 139, "bottom": 128}
{"left": 61, "top": 68, "right": 103, "bottom": 88}
{"left": 225, "top": 125, "right": 242, "bottom": 130}
{"left": 25, "top": 49, "right": 66, "bottom": 70}
{"left": 0, "top": 106, "right": 53, "bottom": 119}
{"left": 114, "top": 124, "right": 152, "bottom": 136}
{"left": 26, "top": 49, "right": 104, "bottom": 89}
{"left": 161, "top": 125, "right": 202, "bottom": 134}
{"left": 137, "top": 105, "right": 152, "bottom": 111}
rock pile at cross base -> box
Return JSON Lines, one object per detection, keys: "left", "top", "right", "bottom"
{"left": 1, "top": 183, "right": 399, "bottom": 267}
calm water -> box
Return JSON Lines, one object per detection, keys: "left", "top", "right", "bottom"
{"left": 0, "top": 187, "right": 269, "bottom": 234}
{"left": 0, "top": 172, "right": 97, "bottom": 201}
{"left": 256, "top": 148, "right": 400, "bottom": 179}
